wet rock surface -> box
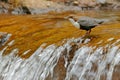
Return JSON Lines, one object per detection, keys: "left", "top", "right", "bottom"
{"left": 0, "top": 0, "right": 120, "bottom": 14}
{"left": 11, "top": 6, "right": 31, "bottom": 15}
{"left": 0, "top": 32, "right": 11, "bottom": 47}
{"left": 0, "top": 2, "right": 9, "bottom": 14}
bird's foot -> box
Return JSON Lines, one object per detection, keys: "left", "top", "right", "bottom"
{"left": 82, "top": 34, "right": 99, "bottom": 40}
{"left": 82, "top": 35, "right": 91, "bottom": 38}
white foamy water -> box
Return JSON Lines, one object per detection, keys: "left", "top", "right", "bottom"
{"left": 0, "top": 37, "right": 120, "bottom": 80}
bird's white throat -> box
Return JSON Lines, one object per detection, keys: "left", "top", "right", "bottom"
{"left": 69, "top": 18, "right": 80, "bottom": 29}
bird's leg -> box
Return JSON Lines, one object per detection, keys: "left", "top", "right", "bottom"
{"left": 84, "top": 30, "right": 91, "bottom": 37}
{"left": 86, "top": 30, "right": 91, "bottom": 36}
{"left": 88, "top": 29, "right": 91, "bottom": 35}
{"left": 85, "top": 31, "right": 89, "bottom": 36}
{"left": 84, "top": 31, "right": 89, "bottom": 37}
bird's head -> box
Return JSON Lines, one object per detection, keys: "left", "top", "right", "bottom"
{"left": 64, "top": 15, "right": 80, "bottom": 29}
{"left": 64, "top": 15, "right": 78, "bottom": 22}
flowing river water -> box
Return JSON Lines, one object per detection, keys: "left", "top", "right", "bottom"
{"left": 0, "top": 10, "right": 120, "bottom": 80}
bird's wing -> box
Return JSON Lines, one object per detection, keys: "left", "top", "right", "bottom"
{"left": 77, "top": 17, "right": 104, "bottom": 27}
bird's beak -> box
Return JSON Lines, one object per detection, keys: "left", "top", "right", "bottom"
{"left": 64, "top": 15, "right": 74, "bottom": 19}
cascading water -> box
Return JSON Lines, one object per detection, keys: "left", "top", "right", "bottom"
{"left": 0, "top": 34, "right": 120, "bottom": 80}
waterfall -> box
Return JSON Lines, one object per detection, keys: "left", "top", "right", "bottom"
{"left": 0, "top": 35, "right": 120, "bottom": 80}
